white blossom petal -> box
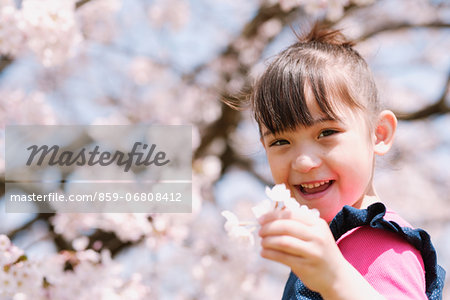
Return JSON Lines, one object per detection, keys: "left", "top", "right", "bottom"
{"left": 0, "top": 234, "right": 11, "bottom": 251}
{"left": 309, "top": 208, "right": 321, "bottom": 218}
{"left": 221, "top": 210, "right": 239, "bottom": 232}
{"left": 229, "top": 226, "right": 255, "bottom": 246}
{"left": 251, "top": 199, "right": 274, "bottom": 218}
{"left": 265, "top": 183, "right": 291, "bottom": 203}
{"left": 283, "top": 197, "right": 300, "bottom": 211}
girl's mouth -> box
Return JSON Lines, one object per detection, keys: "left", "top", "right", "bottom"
{"left": 297, "top": 180, "right": 334, "bottom": 195}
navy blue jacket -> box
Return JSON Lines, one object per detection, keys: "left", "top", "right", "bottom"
{"left": 281, "top": 203, "right": 446, "bottom": 300}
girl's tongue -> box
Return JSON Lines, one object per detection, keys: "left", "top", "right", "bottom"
{"left": 300, "top": 180, "right": 333, "bottom": 194}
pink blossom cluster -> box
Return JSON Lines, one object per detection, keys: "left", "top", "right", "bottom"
{"left": 0, "top": 0, "right": 121, "bottom": 67}
{"left": 0, "top": 234, "right": 151, "bottom": 299}
{"left": 0, "top": 0, "right": 82, "bottom": 66}
{"left": 0, "top": 234, "right": 43, "bottom": 298}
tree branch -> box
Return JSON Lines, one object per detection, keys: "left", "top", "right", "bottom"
{"left": 356, "top": 21, "right": 450, "bottom": 43}
{"left": 75, "top": 0, "right": 94, "bottom": 9}
{"left": 225, "top": 150, "right": 273, "bottom": 187}
{"left": 394, "top": 72, "right": 450, "bottom": 120}
{"left": 7, "top": 213, "right": 53, "bottom": 239}
{"left": 0, "top": 55, "right": 13, "bottom": 74}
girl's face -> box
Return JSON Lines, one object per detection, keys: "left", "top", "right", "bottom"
{"left": 260, "top": 97, "right": 377, "bottom": 222}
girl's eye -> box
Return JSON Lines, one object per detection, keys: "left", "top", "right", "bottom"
{"left": 318, "top": 129, "right": 338, "bottom": 138}
{"left": 270, "top": 139, "right": 289, "bottom": 146}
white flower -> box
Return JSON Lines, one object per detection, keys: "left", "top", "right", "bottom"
{"left": 228, "top": 226, "right": 255, "bottom": 246}
{"left": 283, "top": 197, "right": 300, "bottom": 211}
{"left": 221, "top": 210, "right": 256, "bottom": 246}
{"left": 264, "top": 183, "right": 300, "bottom": 211}
{"left": 308, "top": 207, "right": 321, "bottom": 218}
{"left": 76, "top": 249, "right": 100, "bottom": 263}
{"left": 264, "top": 184, "right": 320, "bottom": 217}
{"left": 0, "top": 0, "right": 25, "bottom": 56}
{"left": 221, "top": 210, "right": 239, "bottom": 232}
{"left": 72, "top": 236, "right": 89, "bottom": 251}
{"left": 265, "top": 183, "right": 291, "bottom": 203}
{"left": 13, "top": 293, "right": 27, "bottom": 300}
{"left": 1, "top": 245, "right": 24, "bottom": 266}
{"left": 21, "top": 0, "right": 83, "bottom": 66}
{"left": 0, "top": 234, "right": 11, "bottom": 251}
{"left": 251, "top": 199, "right": 275, "bottom": 219}
{"left": 222, "top": 184, "right": 321, "bottom": 248}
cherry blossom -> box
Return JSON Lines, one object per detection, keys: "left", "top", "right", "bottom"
{"left": 221, "top": 210, "right": 256, "bottom": 245}
{"left": 0, "top": 234, "right": 11, "bottom": 251}
{"left": 76, "top": 0, "right": 121, "bottom": 43}
{"left": 0, "top": 234, "right": 152, "bottom": 299}
{"left": 21, "top": 0, "right": 83, "bottom": 66}
{"left": 222, "top": 184, "right": 320, "bottom": 246}
{"left": 265, "top": 183, "right": 292, "bottom": 203}
{"left": 0, "top": 0, "right": 25, "bottom": 56}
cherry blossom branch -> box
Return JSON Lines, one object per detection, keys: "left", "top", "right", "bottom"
{"left": 356, "top": 21, "right": 450, "bottom": 43}
{"left": 7, "top": 212, "right": 143, "bottom": 258}
{"left": 75, "top": 0, "right": 94, "bottom": 9}
{"left": 85, "top": 229, "right": 144, "bottom": 258}
{"left": 227, "top": 152, "right": 273, "bottom": 187}
{"left": 6, "top": 213, "right": 53, "bottom": 239}
{"left": 0, "top": 55, "right": 13, "bottom": 73}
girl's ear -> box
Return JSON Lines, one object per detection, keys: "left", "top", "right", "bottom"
{"left": 374, "top": 110, "right": 397, "bottom": 155}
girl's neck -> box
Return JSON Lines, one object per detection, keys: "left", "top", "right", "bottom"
{"left": 353, "top": 185, "right": 380, "bottom": 210}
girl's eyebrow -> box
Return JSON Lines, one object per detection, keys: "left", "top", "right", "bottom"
{"left": 262, "top": 116, "right": 339, "bottom": 138}
{"left": 312, "top": 116, "right": 339, "bottom": 125}
{"left": 262, "top": 131, "right": 273, "bottom": 138}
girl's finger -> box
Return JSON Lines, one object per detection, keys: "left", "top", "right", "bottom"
{"left": 260, "top": 235, "right": 311, "bottom": 257}
{"left": 258, "top": 208, "right": 322, "bottom": 227}
{"left": 257, "top": 209, "right": 286, "bottom": 225}
{"left": 258, "top": 219, "right": 315, "bottom": 241}
{"left": 260, "top": 247, "right": 308, "bottom": 268}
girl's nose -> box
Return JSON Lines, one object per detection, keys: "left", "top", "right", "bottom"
{"left": 291, "top": 152, "right": 321, "bottom": 173}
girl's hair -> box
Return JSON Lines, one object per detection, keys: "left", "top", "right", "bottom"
{"left": 251, "top": 23, "right": 380, "bottom": 134}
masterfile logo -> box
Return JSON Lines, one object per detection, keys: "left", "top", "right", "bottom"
{"left": 5, "top": 125, "right": 192, "bottom": 213}
{"left": 26, "top": 142, "right": 170, "bottom": 172}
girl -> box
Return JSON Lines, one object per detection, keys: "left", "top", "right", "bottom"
{"left": 251, "top": 25, "right": 445, "bottom": 299}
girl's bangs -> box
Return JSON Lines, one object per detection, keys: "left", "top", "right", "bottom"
{"left": 252, "top": 61, "right": 354, "bottom": 135}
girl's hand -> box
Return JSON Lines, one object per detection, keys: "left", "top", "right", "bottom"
{"left": 258, "top": 209, "right": 349, "bottom": 297}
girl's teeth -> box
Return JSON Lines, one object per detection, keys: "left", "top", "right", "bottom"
{"left": 301, "top": 180, "right": 329, "bottom": 189}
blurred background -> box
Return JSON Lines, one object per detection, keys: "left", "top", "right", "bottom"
{"left": 0, "top": 0, "right": 449, "bottom": 299}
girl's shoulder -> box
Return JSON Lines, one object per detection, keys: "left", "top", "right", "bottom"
{"left": 335, "top": 206, "right": 415, "bottom": 245}
{"left": 336, "top": 210, "right": 423, "bottom": 260}
{"left": 329, "top": 203, "right": 444, "bottom": 299}
{"left": 335, "top": 206, "right": 423, "bottom": 265}
{"left": 384, "top": 208, "right": 413, "bottom": 228}
{"left": 336, "top": 208, "right": 428, "bottom": 299}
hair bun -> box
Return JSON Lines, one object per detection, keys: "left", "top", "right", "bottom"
{"left": 298, "top": 23, "right": 355, "bottom": 48}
